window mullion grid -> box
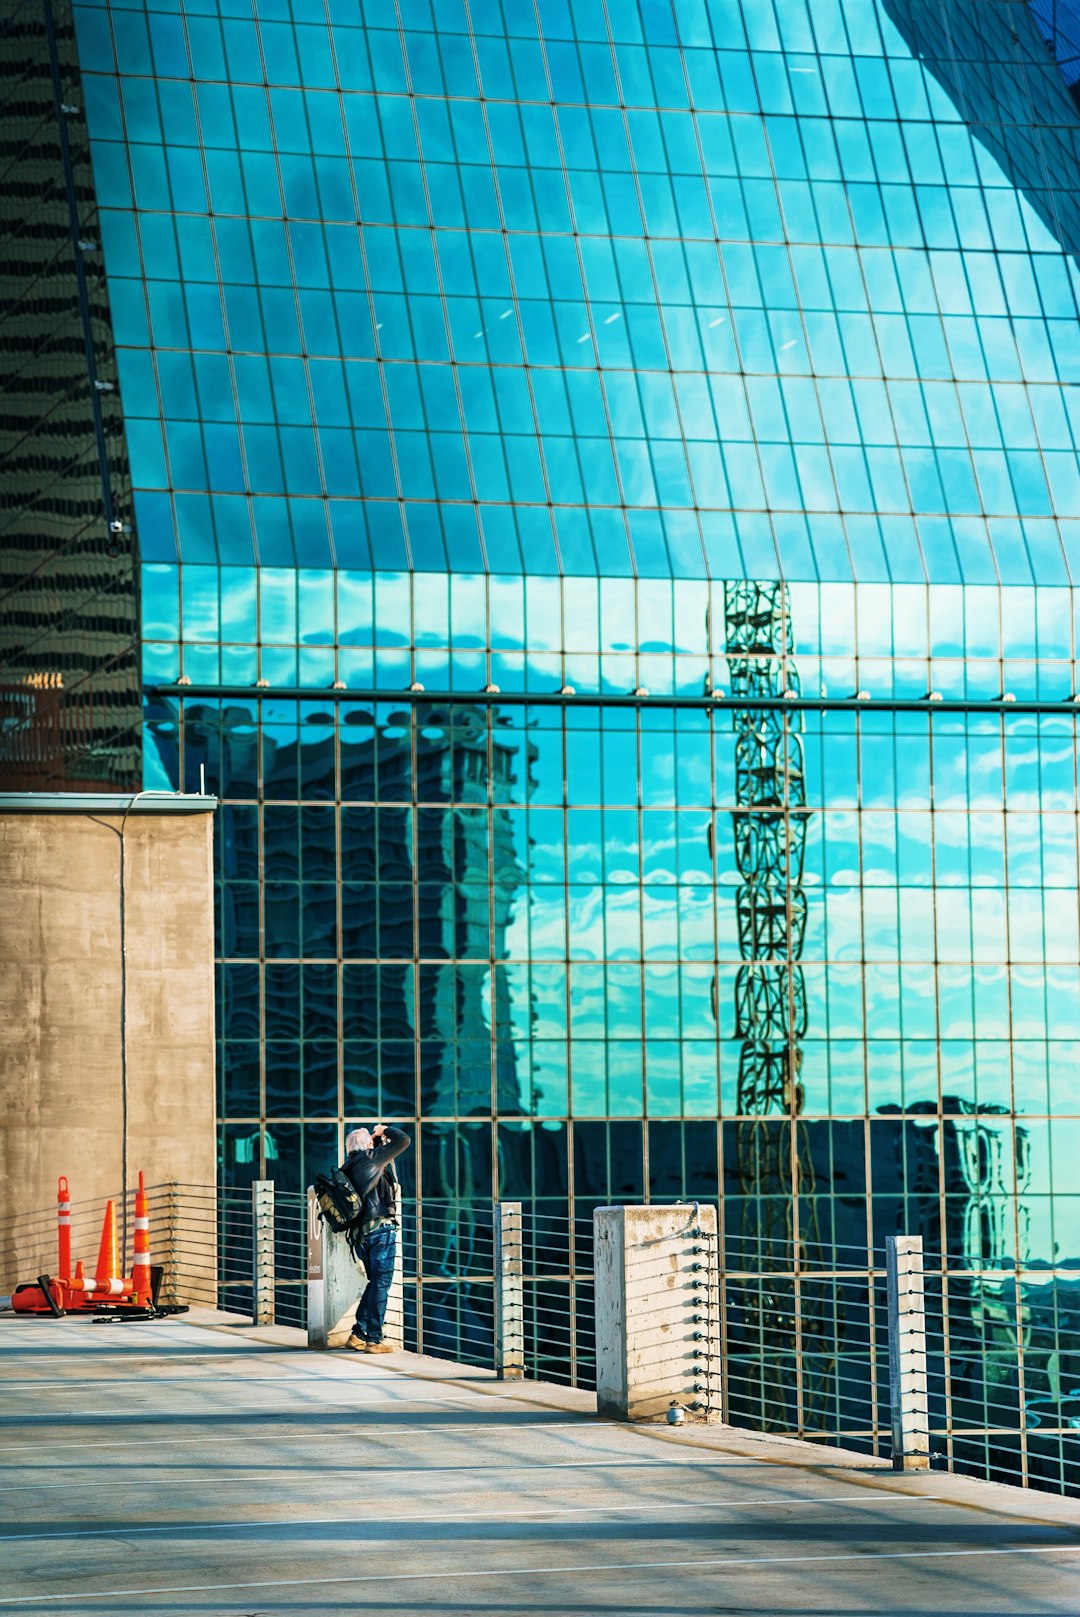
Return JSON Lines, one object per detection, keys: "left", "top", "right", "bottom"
{"left": 531, "top": 0, "right": 638, "bottom": 577}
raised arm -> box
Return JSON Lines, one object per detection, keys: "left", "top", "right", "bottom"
{"left": 370, "top": 1125, "right": 411, "bottom": 1168}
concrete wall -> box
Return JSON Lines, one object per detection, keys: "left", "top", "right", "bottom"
{"left": 0, "top": 803, "right": 216, "bottom": 1288}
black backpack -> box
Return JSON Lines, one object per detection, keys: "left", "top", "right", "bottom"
{"left": 312, "top": 1166, "right": 362, "bottom": 1233}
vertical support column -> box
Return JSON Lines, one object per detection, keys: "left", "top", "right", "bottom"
{"left": 886, "top": 1235, "right": 929, "bottom": 1471}
{"left": 594, "top": 1203, "right": 721, "bottom": 1422}
{"left": 494, "top": 1201, "right": 524, "bottom": 1380}
{"left": 252, "top": 1180, "right": 275, "bottom": 1326}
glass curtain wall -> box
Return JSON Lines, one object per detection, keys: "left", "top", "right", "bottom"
{"left": 61, "top": 0, "right": 1080, "bottom": 1485}
{"left": 0, "top": 0, "right": 139, "bottom": 790}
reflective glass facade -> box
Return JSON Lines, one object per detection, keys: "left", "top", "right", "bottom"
{"left": 1029, "top": 1, "right": 1080, "bottom": 102}
{"left": 23, "top": 0, "right": 1080, "bottom": 1479}
{"left": 1, "top": 0, "right": 140, "bottom": 790}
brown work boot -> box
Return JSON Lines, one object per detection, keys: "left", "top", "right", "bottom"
{"left": 345, "top": 1332, "right": 368, "bottom": 1351}
{"left": 364, "top": 1341, "right": 394, "bottom": 1354}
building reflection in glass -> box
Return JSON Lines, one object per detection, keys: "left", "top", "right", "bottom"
{"left": 165, "top": 566, "right": 1080, "bottom": 1483}
{"left": 178, "top": 690, "right": 534, "bottom": 1360}
{"left": 0, "top": 0, "right": 139, "bottom": 791}
{"left": 938, "top": 1109, "right": 1038, "bottom": 1484}
{"left": 883, "top": 0, "right": 1080, "bottom": 256}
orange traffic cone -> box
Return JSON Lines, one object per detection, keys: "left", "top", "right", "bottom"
{"left": 90, "top": 1200, "right": 125, "bottom": 1298}
{"left": 131, "top": 1173, "right": 152, "bottom": 1306}
{"left": 95, "top": 1199, "right": 119, "bottom": 1287}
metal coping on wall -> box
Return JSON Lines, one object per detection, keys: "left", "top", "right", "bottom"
{"left": 0, "top": 792, "right": 219, "bottom": 814}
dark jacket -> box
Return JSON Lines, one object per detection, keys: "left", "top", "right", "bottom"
{"left": 342, "top": 1127, "right": 410, "bottom": 1234}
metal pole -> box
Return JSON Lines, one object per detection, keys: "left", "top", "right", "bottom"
{"left": 886, "top": 1235, "right": 929, "bottom": 1471}
{"left": 692, "top": 1212, "right": 724, "bottom": 1423}
{"left": 152, "top": 682, "right": 1080, "bottom": 717}
{"left": 252, "top": 1180, "right": 275, "bottom": 1325}
{"left": 161, "top": 1182, "right": 180, "bottom": 1306}
{"left": 494, "top": 1201, "right": 524, "bottom": 1380}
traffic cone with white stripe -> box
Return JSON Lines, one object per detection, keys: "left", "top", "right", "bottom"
{"left": 89, "top": 1199, "right": 126, "bottom": 1298}
{"left": 60, "top": 1228, "right": 126, "bottom": 1306}
{"left": 131, "top": 1172, "right": 152, "bottom": 1306}
{"left": 24, "top": 1174, "right": 159, "bottom": 1314}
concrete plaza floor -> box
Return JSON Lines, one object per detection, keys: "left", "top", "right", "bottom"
{"left": 1, "top": 1311, "right": 1078, "bottom": 1615}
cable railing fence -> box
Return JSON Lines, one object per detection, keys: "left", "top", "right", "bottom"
{"left": 3, "top": 1184, "right": 1075, "bottom": 1501}
{"left": 919, "top": 1263, "right": 1080, "bottom": 1498}
{"left": 715, "top": 1228, "right": 894, "bottom": 1458}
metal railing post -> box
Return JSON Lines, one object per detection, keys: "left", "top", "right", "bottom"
{"left": 886, "top": 1235, "right": 929, "bottom": 1471}
{"left": 161, "top": 1182, "right": 180, "bottom": 1306}
{"left": 252, "top": 1180, "right": 275, "bottom": 1325}
{"left": 494, "top": 1201, "right": 524, "bottom": 1380}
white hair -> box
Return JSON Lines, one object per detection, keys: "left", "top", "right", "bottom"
{"left": 345, "top": 1127, "right": 373, "bottom": 1154}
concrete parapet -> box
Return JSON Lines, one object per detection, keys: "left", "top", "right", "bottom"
{"left": 594, "top": 1202, "right": 720, "bottom": 1423}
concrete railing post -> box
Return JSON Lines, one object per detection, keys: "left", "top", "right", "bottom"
{"left": 252, "top": 1180, "right": 275, "bottom": 1325}
{"left": 306, "top": 1191, "right": 404, "bottom": 1351}
{"left": 886, "top": 1235, "right": 929, "bottom": 1471}
{"left": 594, "top": 1203, "right": 721, "bottom": 1422}
{"left": 494, "top": 1201, "right": 524, "bottom": 1380}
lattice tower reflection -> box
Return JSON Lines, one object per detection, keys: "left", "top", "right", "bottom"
{"left": 724, "top": 581, "right": 836, "bottom": 1429}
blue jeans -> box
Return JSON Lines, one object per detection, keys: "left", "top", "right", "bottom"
{"left": 353, "top": 1225, "right": 396, "bottom": 1343}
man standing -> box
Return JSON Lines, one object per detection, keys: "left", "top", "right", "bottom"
{"left": 341, "top": 1122, "right": 411, "bottom": 1354}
